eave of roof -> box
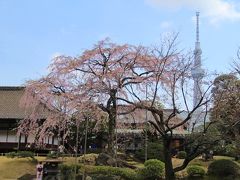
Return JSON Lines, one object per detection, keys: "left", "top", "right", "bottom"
{"left": 0, "top": 86, "right": 25, "bottom": 91}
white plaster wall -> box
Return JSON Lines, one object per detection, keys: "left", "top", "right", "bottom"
{"left": 0, "top": 130, "right": 7, "bottom": 142}
{"left": 7, "top": 131, "right": 18, "bottom": 142}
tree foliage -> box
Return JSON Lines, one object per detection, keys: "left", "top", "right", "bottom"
{"left": 211, "top": 74, "right": 240, "bottom": 146}
{"left": 19, "top": 35, "right": 213, "bottom": 180}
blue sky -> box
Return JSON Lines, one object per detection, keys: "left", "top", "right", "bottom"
{"left": 0, "top": 0, "right": 240, "bottom": 86}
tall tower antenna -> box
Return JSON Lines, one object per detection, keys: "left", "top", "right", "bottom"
{"left": 196, "top": 11, "right": 199, "bottom": 42}
{"left": 192, "top": 12, "right": 204, "bottom": 108}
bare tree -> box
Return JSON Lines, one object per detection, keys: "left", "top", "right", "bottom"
{"left": 233, "top": 48, "right": 240, "bottom": 75}
{"left": 117, "top": 35, "right": 214, "bottom": 180}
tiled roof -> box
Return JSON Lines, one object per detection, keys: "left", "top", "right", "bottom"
{"left": 0, "top": 86, "right": 26, "bottom": 119}
{"left": 117, "top": 107, "right": 188, "bottom": 134}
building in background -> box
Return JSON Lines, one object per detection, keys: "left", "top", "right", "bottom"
{"left": 0, "top": 86, "right": 58, "bottom": 152}
{"left": 116, "top": 107, "right": 189, "bottom": 152}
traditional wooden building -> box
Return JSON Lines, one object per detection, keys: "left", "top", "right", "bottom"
{"left": 0, "top": 86, "right": 192, "bottom": 153}
{"left": 116, "top": 107, "right": 189, "bottom": 152}
{"left": 0, "top": 86, "right": 58, "bottom": 152}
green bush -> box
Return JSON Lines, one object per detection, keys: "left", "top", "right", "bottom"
{"left": 6, "top": 152, "right": 17, "bottom": 158}
{"left": 85, "top": 165, "right": 140, "bottom": 180}
{"left": 140, "top": 159, "right": 164, "bottom": 180}
{"left": 187, "top": 165, "right": 205, "bottom": 177}
{"left": 60, "top": 164, "right": 140, "bottom": 180}
{"left": 18, "top": 151, "right": 34, "bottom": 158}
{"left": 176, "top": 151, "right": 187, "bottom": 159}
{"left": 135, "top": 142, "right": 164, "bottom": 162}
{"left": 208, "top": 159, "right": 240, "bottom": 177}
{"left": 214, "top": 143, "right": 240, "bottom": 158}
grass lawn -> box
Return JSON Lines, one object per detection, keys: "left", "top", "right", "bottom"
{"left": 0, "top": 155, "right": 237, "bottom": 179}
{"left": 0, "top": 155, "right": 84, "bottom": 179}
{"left": 0, "top": 156, "right": 45, "bottom": 179}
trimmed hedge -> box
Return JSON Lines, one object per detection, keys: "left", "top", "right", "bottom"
{"left": 140, "top": 159, "right": 164, "bottom": 180}
{"left": 6, "top": 152, "right": 17, "bottom": 158}
{"left": 85, "top": 165, "right": 139, "bottom": 180}
{"left": 6, "top": 151, "right": 36, "bottom": 161}
{"left": 6, "top": 151, "right": 34, "bottom": 158}
{"left": 187, "top": 165, "right": 205, "bottom": 177}
{"left": 60, "top": 164, "right": 140, "bottom": 180}
{"left": 176, "top": 151, "right": 187, "bottom": 159}
{"left": 208, "top": 159, "right": 240, "bottom": 177}
{"left": 60, "top": 160, "right": 164, "bottom": 180}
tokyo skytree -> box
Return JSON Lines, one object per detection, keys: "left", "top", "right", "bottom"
{"left": 192, "top": 12, "right": 204, "bottom": 108}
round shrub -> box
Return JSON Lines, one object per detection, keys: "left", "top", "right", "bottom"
{"left": 176, "top": 151, "right": 187, "bottom": 159}
{"left": 141, "top": 159, "right": 164, "bottom": 180}
{"left": 208, "top": 159, "right": 240, "bottom": 177}
{"left": 187, "top": 165, "right": 205, "bottom": 177}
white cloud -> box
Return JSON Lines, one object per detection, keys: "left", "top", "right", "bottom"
{"left": 146, "top": 0, "right": 240, "bottom": 24}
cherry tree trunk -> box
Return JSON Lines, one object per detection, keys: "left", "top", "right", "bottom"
{"left": 107, "top": 90, "right": 117, "bottom": 155}
{"left": 163, "top": 137, "right": 176, "bottom": 180}
{"left": 108, "top": 112, "right": 116, "bottom": 155}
